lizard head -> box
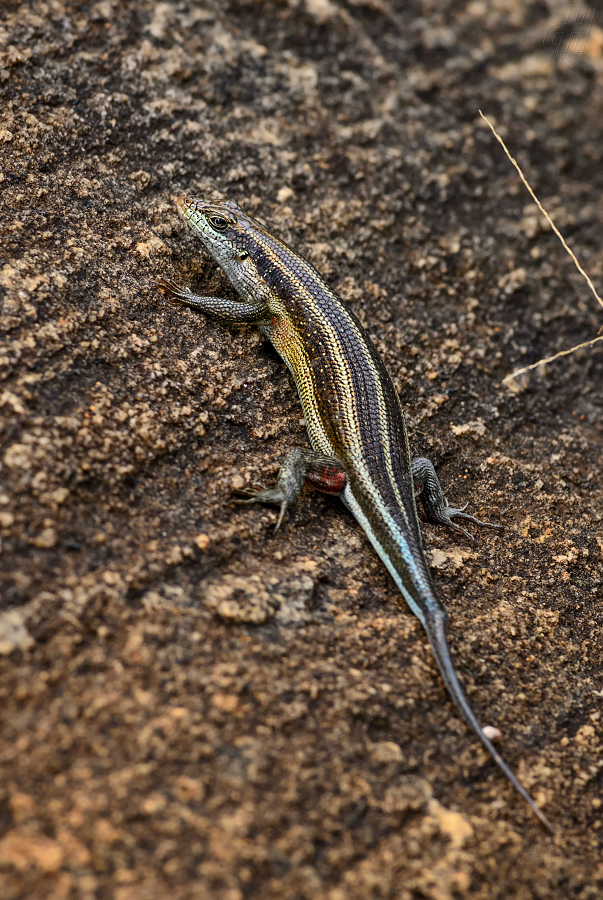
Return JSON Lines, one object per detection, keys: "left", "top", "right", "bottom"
{"left": 176, "top": 195, "right": 257, "bottom": 266}
{"left": 175, "top": 195, "right": 313, "bottom": 315}
{"left": 175, "top": 195, "right": 271, "bottom": 300}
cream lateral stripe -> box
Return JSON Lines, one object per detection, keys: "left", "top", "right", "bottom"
{"left": 258, "top": 228, "right": 415, "bottom": 523}
{"left": 261, "top": 281, "right": 340, "bottom": 462}
{"left": 258, "top": 239, "right": 360, "bottom": 441}
{"left": 287, "top": 336, "right": 337, "bottom": 459}
{"left": 256, "top": 226, "right": 334, "bottom": 289}
{"left": 276, "top": 267, "right": 416, "bottom": 541}
{"left": 289, "top": 312, "right": 423, "bottom": 578}
{"left": 343, "top": 485, "right": 430, "bottom": 625}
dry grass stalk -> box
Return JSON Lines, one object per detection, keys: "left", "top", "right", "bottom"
{"left": 478, "top": 110, "right": 603, "bottom": 391}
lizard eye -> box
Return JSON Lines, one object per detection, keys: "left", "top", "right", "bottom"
{"left": 237, "top": 250, "right": 249, "bottom": 261}
{"left": 207, "top": 214, "right": 230, "bottom": 232}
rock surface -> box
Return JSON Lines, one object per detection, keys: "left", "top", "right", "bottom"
{"left": 1, "top": 1, "right": 602, "bottom": 898}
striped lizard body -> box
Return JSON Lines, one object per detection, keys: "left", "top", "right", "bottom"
{"left": 157, "top": 196, "right": 553, "bottom": 832}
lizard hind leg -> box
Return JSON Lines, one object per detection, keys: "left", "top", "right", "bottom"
{"left": 233, "top": 448, "right": 346, "bottom": 533}
{"left": 411, "top": 457, "right": 503, "bottom": 543}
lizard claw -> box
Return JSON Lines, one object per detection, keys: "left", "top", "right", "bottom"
{"left": 230, "top": 483, "right": 266, "bottom": 500}
{"left": 231, "top": 485, "right": 290, "bottom": 533}
{"left": 155, "top": 277, "right": 198, "bottom": 305}
{"left": 442, "top": 505, "right": 504, "bottom": 543}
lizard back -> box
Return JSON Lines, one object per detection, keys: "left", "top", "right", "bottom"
{"left": 226, "top": 205, "right": 438, "bottom": 605}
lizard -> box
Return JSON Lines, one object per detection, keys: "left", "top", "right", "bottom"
{"left": 156, "top": 194, "right": 554, "bottom": 832}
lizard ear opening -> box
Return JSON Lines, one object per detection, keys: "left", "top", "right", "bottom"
{"left": 237, "top": 250, "right": 249, "bottom": 261}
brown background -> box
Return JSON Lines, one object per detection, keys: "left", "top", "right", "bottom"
{"left": 0, "top": 1, "right": 602, "bottom": 898}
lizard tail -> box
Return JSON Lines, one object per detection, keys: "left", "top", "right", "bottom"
{"left": 425, "top": 610, "right": 555, "bottom": 833}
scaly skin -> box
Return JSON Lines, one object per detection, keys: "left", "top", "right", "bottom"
{"left": 156, "top": 195, "right": 553, "bottom": 832}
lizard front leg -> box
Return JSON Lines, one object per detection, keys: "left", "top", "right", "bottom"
{"left": 156, "top": 277, "right": 269, "bottom": 324}
{"left": 411, "top": 457, "right": 503, "bottom": 542}
{"left": 234, "top": 448, "right": 346, "bottom": 532}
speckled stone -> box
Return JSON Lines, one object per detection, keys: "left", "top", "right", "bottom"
{"left": 0, "top": 1, "right": 602, "bottom": 898}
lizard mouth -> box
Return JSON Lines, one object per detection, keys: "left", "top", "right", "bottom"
{"left": 175, "top": 194, "right": 193, "bottom": 221}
